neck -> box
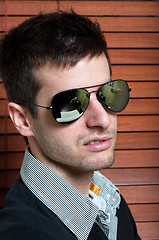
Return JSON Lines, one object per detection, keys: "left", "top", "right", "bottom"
{"left": 52, "top": 164, "right": 94, "bottom": 197}
{"left": 29, "top": 137, "right": 93, "bottom": 197}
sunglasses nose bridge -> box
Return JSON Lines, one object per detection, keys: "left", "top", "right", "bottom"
{"left": 88, "top": 90, "right": 98, "bottom": 104}
{"left": 89, "top": 89, "right": 99, "bottom": 101}
{"left": 89, "top": 88, "right": 104, "bottom": 103}
{"left": 89, "top": 90, "right": 97, "bottom": 94}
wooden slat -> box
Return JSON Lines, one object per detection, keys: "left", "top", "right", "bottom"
{"left": 116, "top": 132, "right": 159, "bottom": 150}
{"left": 1, "top": 16, "right": 159, "bottom": 32}
{"left": 0, "top": 115, "right": 158, "bottom": 134}
{"left": 0, "top": 135, "right": 26, "bottom": 152}
{"left": 0, "top": 16, "right": 29, "bottom": 32}
{"left": 117, "top": 115, "right": 159, "bottom": 132}
{"left": 129, "top": 82, "right": 159, "bottom": 98}
{"left": 1, "top": 40, "right": 159, "bottom": 65}
{"left": 129, "top": 204, "right": 159, "bottom": 222}
{"left": 100, "top": 168, "right": 159, "bottom": 185}
{"left": 105, "top": 33, "right": 159, "bottom": 49}
{"left": 121, "top": 99, "right": 159, "bottom": 115}
{"left": 95, "top": 17, "right": 159, "bottom": 32}
{"left": 0, "top": 83, "right": 6, "bottom": 99}
{"left": 0, "top": 152, "right": 24, "bottom": 169}
{"left": 1, "top": 82, "right": 159, "bottom": 101}
{"left": 112, "top": 65, "right": 159, "bottom": 81}
{"left": 2, "top": 168, "right": 159, "bottom": 188}
{"left": 1, "top": 65, "right": 159, "bottom": 82}
{"left": 0, "top": 149, "right": 159, "bottom": 169}
{"left": 118, "top": 185, "right": 159, "bottom": 204}
{"left": 1, "top": 81, "right": 159, "bottom": 99}
{"left": 0, "top": 149, "right": 158, "bottom": 169}
{"left": 0, "top": 118, "right": 18, "bottom": 134}
{"left": 60, "top": 1, "right": 159, "bottom": 16}
{"left": 137, "top": 222, "right": 159, "bottom": 240}
{"left": 1, "top": 99, "right": 159, "bottom": 116}
{"left": 0, "top": 168, "right": 159, "bottom": 188}
{"left": 1, "top": 180, "right": 159, "bottom": 204}
{"left": 1, "top": 1, "right": 159, "bottom": 16}
{"left": 0, "top": 1, "right": 58, "bottom": 15}
{"left": 114, "top": 149, "right": 159, "bottom": 168}
{"left": 1, "top": 113, "right": 159, "bottom": 134}
{"left": 1, "top": 32, "right": 159, "bottom": 48}
{"left": 1, "top": 181, "right": 158, "bottom": 204}
{"left": 109, "top": 49, "right": 159, "bottom": 65}
{"left": 0, "top": 100, "right": 9, "bottom": 116}
{"left": 1, "top": 167, "right": 159, "bottom": 188}
{"left": 0, "top": 132, "right": 159, "bottom": 152}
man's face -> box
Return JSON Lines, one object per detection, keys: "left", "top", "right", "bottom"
{"left": 30, "top": 53, "right": 117, "bottom": 173}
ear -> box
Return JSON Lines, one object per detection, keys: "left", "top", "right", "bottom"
{"left": 8, "top": 102, "right": 34, "bottom": 137}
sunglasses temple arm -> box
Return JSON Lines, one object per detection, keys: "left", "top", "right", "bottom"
{"left": 32, "top": 103, "right": 52, "bottom": 110}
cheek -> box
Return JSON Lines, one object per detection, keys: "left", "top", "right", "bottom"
{"left": 49, "top": 124, "right": 77, "bottom": 144}
{"left": 38, "top": 108, "right": 61, "bottom": 132}
{"left": 36, "top": 107, "right": 78, "bottom": 142}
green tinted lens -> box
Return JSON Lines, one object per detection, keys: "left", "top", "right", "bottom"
{"left": 98, "top": 80, "right": 130, "bottom": 112}
{"left": 51, "top": 89, "right": 89, "bottom": 124}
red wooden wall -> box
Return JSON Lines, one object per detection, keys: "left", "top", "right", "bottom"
{"left": 0, "top": 1, "right": 159, "bottom": 239}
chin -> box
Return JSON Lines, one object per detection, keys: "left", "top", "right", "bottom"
{"left": 96, "top": 153, "right": 115, "bottom": 170}
{"left": 81, "top": 156, "right": 115, "bottom": 173}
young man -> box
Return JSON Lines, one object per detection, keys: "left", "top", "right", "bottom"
{"left": 0, "top": 11, "right": 141, "bottom": 240}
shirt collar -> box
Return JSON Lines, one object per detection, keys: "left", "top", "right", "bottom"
{"left": 20, "top": 148, "right": 120, "bottom": 240}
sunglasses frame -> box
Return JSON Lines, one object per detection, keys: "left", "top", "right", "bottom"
{"left": 19, "top": 79, "right": 131, "bottom": 124}
{"left": 31, "top": 82, "right": 108, "bottom": 111}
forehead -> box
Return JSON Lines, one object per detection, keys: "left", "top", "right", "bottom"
{"left": 34, "top": 54, "right": 110, "bottom": 97}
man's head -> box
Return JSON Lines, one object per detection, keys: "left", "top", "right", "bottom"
{"left": 0, "top": 10, "right": 111, "bottom": 118}
{"left": 0, "top": 11, "right": 130, "bottom": 177}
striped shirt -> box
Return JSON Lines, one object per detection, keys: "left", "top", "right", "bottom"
{"left": 20, "top": 149, "right": 121, "bottom": 240}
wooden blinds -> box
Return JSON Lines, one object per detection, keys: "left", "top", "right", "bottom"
{"left": 0, "top": 1, "right": 159, "bottom": 239}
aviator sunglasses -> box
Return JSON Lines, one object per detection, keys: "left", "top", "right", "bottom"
{"left": 31, "top": 79, "right": 131, "bottom": 124}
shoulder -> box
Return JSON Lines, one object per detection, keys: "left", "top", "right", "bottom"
{"left": 0, "top": 178, "right": 77, "bottom": 240}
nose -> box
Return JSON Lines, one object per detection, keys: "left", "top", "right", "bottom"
{"left": 84, "top": 93, "right": 111, "bottom": 129}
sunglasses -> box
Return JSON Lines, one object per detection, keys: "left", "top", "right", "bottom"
{"left": 32, "top": 79, "right": 131, "bottom": 124}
